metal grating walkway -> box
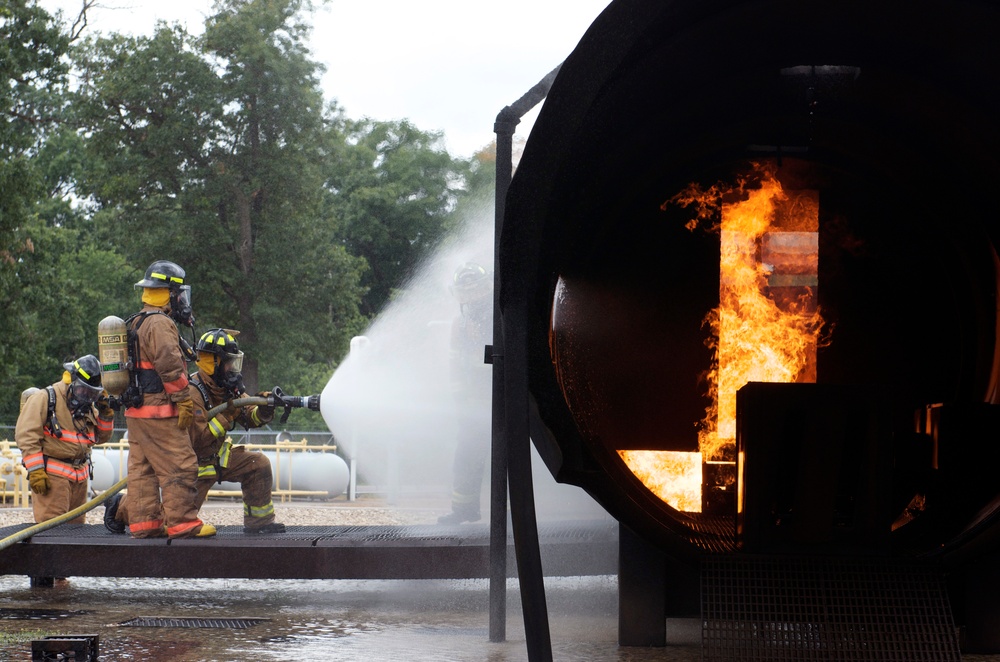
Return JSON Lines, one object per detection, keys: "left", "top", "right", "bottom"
{"left": 118, "top": 617, "right": 268, "bottom": 629}
{"left": 0, "top": 520, "right": 618, "bottom": 581}
{"left": 702, "top": 555, "right": 962, "bottom": 661}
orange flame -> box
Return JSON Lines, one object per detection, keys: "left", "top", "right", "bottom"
{"left": 620, "top": 162, "right": 828, "bottom": 509}
{"left": 696, "top": 163, "right": 825, "bottom": 461}
{"left": 617, "top": 450, "right": 703, "bottom": 513}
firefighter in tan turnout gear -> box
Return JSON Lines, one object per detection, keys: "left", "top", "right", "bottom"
{"left": 121, "top": 260, "right": 215, "bottom": 539}
{"left": 107, "top": 328, "right": 285, "bottom": 534}
{"left": 16, "top": 355, "right": 114, "bottom": 524}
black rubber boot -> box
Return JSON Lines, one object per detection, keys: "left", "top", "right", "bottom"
{"left": 245, "top": 522, "right": 287, "bottom": 534}
{"left": 104, "top": 492, "right": 127, "bottom": 534}
{"left": 437, "top": 507, "right": 481, "bottom": 525}
{"left": 29, "top": 576, "right": 54, "bottom": 588}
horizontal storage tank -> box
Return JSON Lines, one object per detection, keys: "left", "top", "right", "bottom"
{"left": 86, "top": 446, "right": 350, "bottom": 499}
{"left": 502, "top": 0, "right": 1000, "bottom": 560}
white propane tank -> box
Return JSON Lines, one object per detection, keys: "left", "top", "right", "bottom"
{"left": 90, "top": 446, "right": 127, "bottom": 483}
{"left": 90, "top": 447, "right": 349, "bottom": 499}
{"left": 90, "top": 454, "right": 115, "bottom": 492}
{"left": 217, "top": 451, "right": 349, "bottom": 498}
{"left": 97, "top": 315, "right": 130, "bottom": 396}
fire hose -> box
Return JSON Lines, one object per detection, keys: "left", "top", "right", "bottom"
{"left": 0, "top": 389, "right": 318, "bottom": 552}
{"left": 206, "top": 387, "right": 321, "bottom": 423}
{"left": 0, "top": 475, "right": 129, "bottom": 553}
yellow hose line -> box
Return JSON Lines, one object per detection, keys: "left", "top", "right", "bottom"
{"left": 0, "top": 397, "right": 269, "bottom": 552}
{"left": 0, "top": 475, "right": 129, "bottom": 552}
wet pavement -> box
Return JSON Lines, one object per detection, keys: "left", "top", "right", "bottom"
{"left": 6, "top": 573, "right": 1000, "bottom": 659}
{"left": 0, "top": 574, "right": 703, "bottom": 661}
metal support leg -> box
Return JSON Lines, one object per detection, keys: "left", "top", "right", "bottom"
{"left": 619, "top": 522, "right": 666, "bottom": 647}
{"left": 506, "top": 305, "right": 552, "bottom": 662}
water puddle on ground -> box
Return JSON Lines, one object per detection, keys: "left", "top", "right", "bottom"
{"left": 0, "top": 575, "right": 699, "bottom": 661}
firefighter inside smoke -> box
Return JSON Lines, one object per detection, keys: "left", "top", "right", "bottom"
{"left": 438, "top": 262, "right": 493, "bottom": 525}
{"left": 106, "top": 328, "right": 287, "bottom": 534}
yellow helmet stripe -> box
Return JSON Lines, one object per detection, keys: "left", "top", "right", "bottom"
{"left": 74, "top": 361, "right": 92, "bottom": 380}
{"left": 150, "top": 272, "right": 184, "bottom": 285}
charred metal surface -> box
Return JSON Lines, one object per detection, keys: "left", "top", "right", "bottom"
{"left": 0, "top": 521, "right": 617, "bottom": 581}
{"left": 502, "top": 0, "right": 1000, "bottom": 561}
{"left": 498, "top": 0, "right": 1000, "bottom": 654}
{"left": 737, "top": 382, "right": 894, "bottom": 556}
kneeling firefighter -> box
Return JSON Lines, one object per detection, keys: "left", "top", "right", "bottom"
{"left": 108, "top": 328, "right": 286, "bottom": 534}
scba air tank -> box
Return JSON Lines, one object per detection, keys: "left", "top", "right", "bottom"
{"left": 97, "top": 315, "right": 129, "bottom": 396}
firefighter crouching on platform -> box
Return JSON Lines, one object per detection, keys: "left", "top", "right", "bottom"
{"left": 107, "top": 328, "right": 286, "bottom": 534}
{"left": 15, "top": 355, "right": 114, "bottom": 524}
{"left": 122, "top": 260, "right": 214, "bottom": 539}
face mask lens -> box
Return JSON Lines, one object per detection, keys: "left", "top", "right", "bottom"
{"left": 224, "top": 351, "right": 244, "bottom": 375}
{"left": 171, "top": 285, "right": 194, "bottom": 325}
{"left": 176, "top": 285, "right": 192, "bottom": 309}
{"left": 72, "top": 380, "right": 103, "bottom": 405}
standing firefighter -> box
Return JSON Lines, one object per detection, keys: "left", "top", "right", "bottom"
{"left": 107, "top": 329, "right": 285, "bottom": 534}
{"left": 122, "top": 260, "right": 214, "bottom": 539}
{"left": 438, "top": 262, "right": 494, "bottom": 525}
{"left": 16, "top": 355, "right": 114, "bottom": 524}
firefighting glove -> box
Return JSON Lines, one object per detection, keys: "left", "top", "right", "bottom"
{"left": 28, "top": 469, "right": 51, "bottom": 496}
{"left": 252, "top": 391, "right": 275, "bottom": 425}
{"left": 96, "top": 391, "right": 115, "bottom": 420}
{"left": 176, "top": 397, "right": 195, "bottom": 430}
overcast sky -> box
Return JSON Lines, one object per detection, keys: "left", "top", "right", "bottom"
{"left": 39, "top": 0, "right": 611, "bottom": 158}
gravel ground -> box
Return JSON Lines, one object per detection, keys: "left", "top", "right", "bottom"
{"left": 0, "top": 493, "right": 449, "bottom": 529}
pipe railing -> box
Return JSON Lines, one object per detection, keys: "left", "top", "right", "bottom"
{"left": 2, "top": 436, "right": 343, "bottom": 504}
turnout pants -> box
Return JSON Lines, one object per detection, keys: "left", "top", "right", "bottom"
{"left": 31, "top": 473, "right": 88, "bottom": 525}
{"left": 448, "top": 406, "right": 491, "bottom": 516}
{"left": 196, "top": 447, "right": 276, "bottom": 530}
{"left": 125, "top": 417, "right": 204, "bottom": 538}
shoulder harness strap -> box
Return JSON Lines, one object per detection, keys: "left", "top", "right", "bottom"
{"left": 191, "top": 374, "right": 212, "bottom": 411}
{"left": 45, "top": 385, "right": 62, "bottom": 439}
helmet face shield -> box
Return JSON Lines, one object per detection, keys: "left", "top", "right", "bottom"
{"left": 218, "top": 351, "right": 245, "bottom": 393}
{"left": 222, "top": 351, "right": 244, "bottom": 375}
{"left": 450, "top": 263, "right": 492, "bottom": 304}
{"left": 70, "top": 379, "right": 103, "bottom": 406}
{"left": 170, "top": 285, "right": 195, "bottom": 326}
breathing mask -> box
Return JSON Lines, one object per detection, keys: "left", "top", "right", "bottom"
{"left": 170, "top": 285, "right": 195, "bottom": 327}
{"left": 215, "top": 351, "right": 245, "bottom": 396}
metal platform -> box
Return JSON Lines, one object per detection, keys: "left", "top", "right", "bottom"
{"left": 702, "top": 555, "right": 962, "bottom": 661}
{"left": 0, "top": 520, "right": 618, "bottom": 580}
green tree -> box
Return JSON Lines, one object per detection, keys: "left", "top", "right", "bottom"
{"left": 73, "top": 0, "right": 366, "bottom": 400}
{"left": 329, "top": 118, "right": 468, "bottom": 316}
{"left": 0, "top": 0, "right": 113, "bottom": 422}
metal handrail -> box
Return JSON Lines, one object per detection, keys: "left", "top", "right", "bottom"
{"left": 2, "top": 438, "right": 342, "bottom": 504}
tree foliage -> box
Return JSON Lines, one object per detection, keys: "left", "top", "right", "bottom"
{"left": 73, "top": 0, "right": 366, "bottom": 395}
{"left": 0, "top": 0, "right": 491, "bottom": 429}
{"left": 329, "top": 118, "right": 468, "bottom": 316}
{"left": 0, "top": 0, "right": 80, "bottom": 420}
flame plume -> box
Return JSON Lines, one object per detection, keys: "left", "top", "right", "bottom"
{"left": 620, "top": 162, "right": 828, "bottom": 511}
